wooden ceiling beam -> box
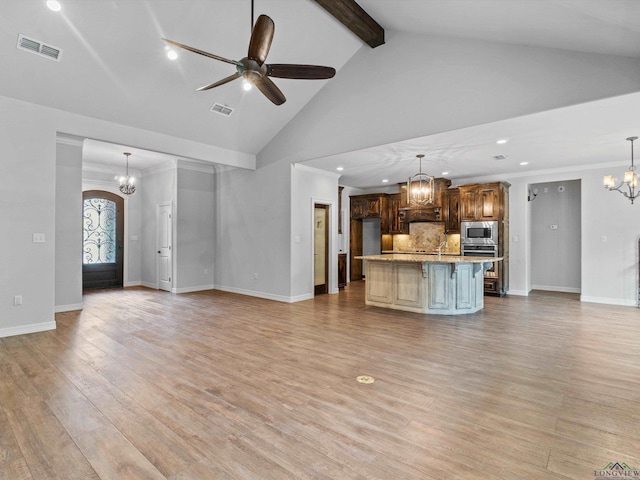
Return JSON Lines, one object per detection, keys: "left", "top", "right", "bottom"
{"left": 312, "top": 0, "right": 385, "bottom": 48}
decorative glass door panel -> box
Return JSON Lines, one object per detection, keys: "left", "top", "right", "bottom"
{"left": 82, "top": 191, "right": 124, "bottom": 289}
{"left": 83, "top": 198, "right": 117, "bottom": 264}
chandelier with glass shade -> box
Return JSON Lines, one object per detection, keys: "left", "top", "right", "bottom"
{"left": 117, "top": 152, "right": 136, "bottom": 195}
{"left": 603, "top": 136, "right": 639, "bottom": 204}
{"left": 407, "top": 154, "right": 434, "bottom": 207}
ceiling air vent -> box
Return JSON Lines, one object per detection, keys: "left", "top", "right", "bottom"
{"left": 210, "top": 103, "right": 234, "bottom": 117}
{"left": 493, "top": 154, "right": 508, "bottom": 161}
{"left": 17, "top": 34, "right": 62, "bottom": 61}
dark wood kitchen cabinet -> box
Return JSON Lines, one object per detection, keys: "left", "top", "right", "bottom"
{"left": 458, "top": 181, "right": 510, "bottom": 297}
{"left": 349, "top": 193, "right": 390, "bottom": 281}
{"left": 350, "top": 194, "right": 387, "bottom": 220}
{"left": 388, "top": 193, "right": 409, "bottom": 234}
{"left": 443, "top": 187, "right": 460, "bottom": 233}
{"left": 459, "top": 182, "right": 509, "bottom": 222}
{"left": 338, "top": 253, "right": 347, "bottom": 288}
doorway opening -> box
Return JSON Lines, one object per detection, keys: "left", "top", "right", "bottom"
{"left": 314, "top": 204, "right": 329, "bottom": 295}
{"left": 82, "top": 190, "right": 124, "bottom": 290}
{"left": 529, "top": 179, "right": 581, "bottom": 293}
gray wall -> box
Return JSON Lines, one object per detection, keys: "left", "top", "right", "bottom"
{"left": 214, "top": 160, "right": 292, "bottom": 301}
{"left": 176, "top": 164, "right": 215, "bottom": 292}
{"left": 55, "top": 139, "right": 83, "bottom": 311}
{"left": 140, "top": 165, "right": 176, "bottom": 289}
{"left": 362, "top": 218, "right": 381, "bottom": 276}
{"left": 531, "top": 180, "right": 581, "bottom": 292}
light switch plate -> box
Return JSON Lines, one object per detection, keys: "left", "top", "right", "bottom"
{"left": 33, "top": 233, "right": 45, "bottom": 243}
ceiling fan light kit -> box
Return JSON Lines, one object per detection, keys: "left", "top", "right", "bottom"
{"left": 604, "top": 136, "right": 640, "bottom": 204}
{"left": 163, "top": 9, "right": 336, "bottom": 106}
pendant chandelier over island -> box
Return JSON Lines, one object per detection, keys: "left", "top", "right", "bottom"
{"left": 407, "top": 154, "right": 434, "bottom": 207}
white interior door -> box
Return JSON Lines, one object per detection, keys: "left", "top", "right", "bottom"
{"left": 157, "top": 204, "right": 172, "bottom": 291}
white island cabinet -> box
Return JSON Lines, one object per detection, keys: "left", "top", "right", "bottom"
{"left": 356, "top": 254, "right": 499, "bottom": 315}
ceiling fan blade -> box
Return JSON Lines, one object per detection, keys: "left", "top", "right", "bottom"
{"left": 254, "top": 76, "right": 286, "bottom": 105}
{"left": 196, "top": 72, "right": 241, "bottom": 91}
{"left": 267, "top": 64, "right": 336, "bottom": 80}
{"left": 162, "top": 38, "right": 242, "bottom": 66}
{"left": 247, "top": 15, "right": 274, "bottom": 65}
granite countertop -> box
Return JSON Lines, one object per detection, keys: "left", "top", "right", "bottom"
{"left": 381, "top": 250, "right": 460, "bottom": 255}
{"left": 356, "top": 254, "right": 502, "bottom": 263}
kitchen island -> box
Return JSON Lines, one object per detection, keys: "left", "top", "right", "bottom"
{"left": 356, "top": 254, "right": 499, "bottom": 315}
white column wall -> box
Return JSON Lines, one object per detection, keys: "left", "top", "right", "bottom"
{"left": 55, "top": 139, "right": 83, "bottom": 312}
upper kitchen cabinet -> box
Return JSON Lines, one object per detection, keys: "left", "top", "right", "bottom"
{"left": 350, "top": 194, "right": 385, "bottom": 219}
{"left": 459, "top": 182, "right": 510, "bottom": 221}
{"left": 388, "top": 193, "right": 409, "bottom": 234}
{"left": 443, "top": 187, "right": 460, "bottom": 233}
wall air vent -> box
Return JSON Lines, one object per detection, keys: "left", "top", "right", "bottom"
{"left": 17, "top": 34, "right": 62, "bottom": 61}
{"left": 210, "top": 103, "right": 235, "bottom": 117}
{"left": 493, "top": 154, "right": 508, "bottom": 161}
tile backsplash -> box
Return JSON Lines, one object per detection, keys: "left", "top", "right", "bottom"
{"left": 393, "top": 222, "right": 460, "bottom": 253}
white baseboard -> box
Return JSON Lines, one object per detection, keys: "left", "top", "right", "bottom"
{"left": 580, "top": 295, "right": 638, "bottom": 307}
{"left": 290, "top": 293, "right": 314, "bottom": 302}
{"left": 0, "top": 321, "right": 57, "bottom": 339}
{"left": 173, "top": 284, "right": 215, "bottom": 294}
{"left": 55, "top": 303, "right": 83, "bottom": 313}
{"left": 532, "top": 285, "right": 581, "bottom": 294}
{"left": 141, "top": 281, "right": 158, "bottom": 289}
{"left": 507, "top": 289, "right": 529, "bottom": 296}
{"left": 214, "top": 285, "right": 312, "bottom": 303}
{"left": 124, "top": 281, "right": 142, "bottom": 287}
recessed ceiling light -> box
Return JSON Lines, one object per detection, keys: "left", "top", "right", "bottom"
{"left": 167, "top": 50, "right": 178, "bottom": 60}
{"left": 496, "top": 139, "right": 508, "bottom": 144}
{"left": 442, "top": 171, "right": 449, "bottom": 175}
{"left": 46, "top": 0, "right": 62, "bottom": 11}
{"left": 382, "top": 179, "right": 389, "bottom": 183}
{"left": 520, "top": 162, "right": 529, "bottom": 166}
{"left": 336, "top": 166, "right": 344, "bottom": 171}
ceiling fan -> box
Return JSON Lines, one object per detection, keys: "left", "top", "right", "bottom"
{"left": 162, "top": 8, "right": 336, "bottom": 106}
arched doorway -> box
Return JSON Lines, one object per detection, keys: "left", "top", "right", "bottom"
{"left": 82, "top": 190, "right": 124, "bottom": 289}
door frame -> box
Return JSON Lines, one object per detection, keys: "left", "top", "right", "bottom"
{"left": 82, "top": 181, "right": 131, "bottom": 286}
{"left": 82, "top": 190, "right": 124, "bottom": 289}
{"left": 313, "top": 204, "right": 329, "bottom": 295}
{"left": 156, "top": 202, "right": 173, "bottom": 292}
{"left": 310, "top": 197, "right": 337, "bottom": 295}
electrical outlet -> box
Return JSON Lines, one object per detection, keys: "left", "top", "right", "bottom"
{"left": 33, "top": 233, "right": 45, "bottom": 243}
{"left": 253, "top": 273, "right": 258, "bottom": 280}
{"left": 14, "top": 295, "right": 22, "bottom": 306}
{"left": 550, "top": 225, "right": 558, "bottom": 230}
{"left": 601, "top": 236, "right": 607, "bottom": 243}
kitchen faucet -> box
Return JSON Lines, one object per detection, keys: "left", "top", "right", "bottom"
{"left": 436, "top": 233, "right": 448, "bottom": 256}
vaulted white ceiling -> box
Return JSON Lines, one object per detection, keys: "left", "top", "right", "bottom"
{"left": 3, "top": 0, "right": 640, "bottom": 185}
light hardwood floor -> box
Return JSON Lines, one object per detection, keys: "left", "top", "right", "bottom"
{"left": 1, "top": 283, "right": 640, "bottom": 479}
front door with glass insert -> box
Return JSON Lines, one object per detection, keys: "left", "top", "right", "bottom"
{"left": 82, "top": 190, "right": 124, "bottom": 290}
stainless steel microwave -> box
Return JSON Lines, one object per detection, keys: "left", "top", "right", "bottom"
{"left": 461, "top": 221, "right": 498, "bottom": 245}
